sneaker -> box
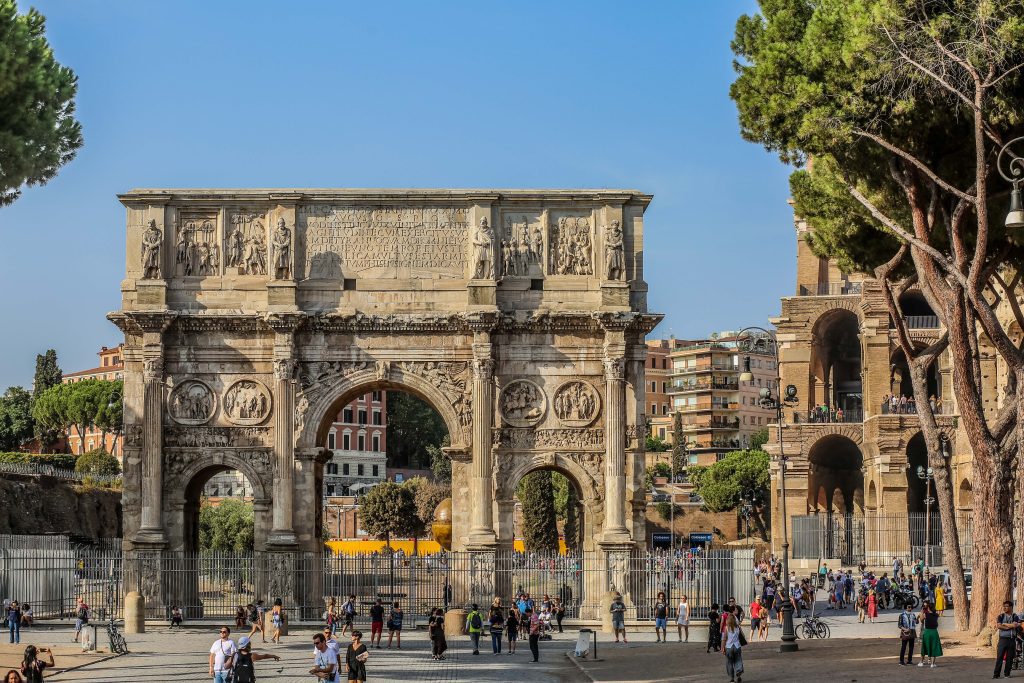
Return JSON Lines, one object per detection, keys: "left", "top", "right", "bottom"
{"left": 918, "top": 661, "right": 925, "bottom": 667}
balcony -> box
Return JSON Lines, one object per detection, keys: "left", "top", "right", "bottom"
{"left": 674, "top": 363, "right": 739, "bottom": 374}
{"left": 668, "top": 380, "right": 740, "bottom": 394}
{"left": 675, "top": 402, "right": 740, "bottom": 413}
{"left": 682, "top": 418, "right": 741, "bottom": 431}
{"left": 798, "top": 282, "right": 863, "bottom": 297}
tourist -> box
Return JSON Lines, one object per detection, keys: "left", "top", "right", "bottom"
{"left": 727, "top": 597, "right": 744, "bottom": 623}
{"left": 610, "top": 592, "right": 627, "bottom": 643}
{"left": 17, "top": 645, "right": 52, "bottom": 683}
{"left": 310, "top": 632, "right": 339, "bottom": 682}
{"left": 505, "top": 607, "right": 519, "bottom": 655}
{"left": 653, "top": 591, "right": 668, "bottom": 642}
{"left": 6, "top": 602, "right": 19, "bottom": 644}
{"left": 723, "top": 613, "right": 745, "bottom": 683}
{"left": 553, "top": 597, "right": 565, "bottom": 633}
{"left": 231, "top": 635, "right": 280, "bottom": 683}
{"left": 269, "top": 599, "right": 284, "bottom": 644}
{"left": 208, "top": 626, "right": 238, "bottom": 683}
{"left": 73, "top": 599, "right": 89, "bottom": 643}
{"left": 465, "top": 603, "right": 484, "bottom": 655}
{"left": 707, "top": 602, "right": 722, "bottom": 652}
{"left": 934, "top": 582, "right": 946, "bottom": 617}
{"left": 320, "top": 626, "right": 342, "bottom": 674}
{"left": 326, "top": 598, "right": 338, "bottom": 636}
{"left": 386, "top": 601, "right": 403, "bottom": 649}
{"left": 368, "top": 599, "right": 384, "bottom": 649}
{"left": 234, "top": 605, "right": 246, "bottom": 628}
{"left": 340, "top": 595, "right": 356, "bottom": 637}
{"left": 867, "top": 589, "right": 878, "bottom": 624}
{"left": 489, "top": 598, "right": 505, "bottom": 654}
{"left": 526, "top": 607, "right": 541, "bottom": 662}
{"left": 676, "top": 594, "right": 690, "bottom": 643}
{"left": 5, "top": 670, "right": 23, "bottom": 683}
{"left": 748, "top": 597, "right": 762, "bottom": 640}
{"left": 428, "top": 608, "right": 447, "bottom": 660}
{"left": 246, "top": 601, "right": 265, "bottom": 643}
{"left": 18, "top": 605, "right": 31, "bottom": 629}
{"left": 343, "top": 630, "right": 369, "bottom": 682}
{"left": 898, "top": 602, "right": 918, "bottom": 666}
{"left": 993, "top": 600, "right": 1020, "bottom": 678}
{"left": 170, "top": 604, "right": 183, "bottom": 629}
{"left": 918, "top": 602, "right": 942, "bottom": 668}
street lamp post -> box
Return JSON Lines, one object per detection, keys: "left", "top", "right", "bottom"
{"left": 916, "top": 466, "right": 936, "bottom": 573}
{"left": 738, "top": 326, "right": 799, "bottom": 653}
{"left": 998, "top": 136, "right": 1024, "bottom": 229}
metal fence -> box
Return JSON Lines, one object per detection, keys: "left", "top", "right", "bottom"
{"left": 792, "top": 512, "right": 972, "bottom": 567}
{"left": 0, "top": 461, "right": 122, "bottom": 486}
{"left": 0, "top": 541, "right": 755, "bottom": 625}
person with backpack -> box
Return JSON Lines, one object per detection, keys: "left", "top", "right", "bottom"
{"left": 465, "top": 603, "right": 484, "bottom": 655}
{"left": 340, "top": 595, "right": 356, "bottom": 637}
{"left": 231, "top": 636, "right": 280, "bottom": 683}
{"left": 73, "top": 599, "right": 89, "bottom": 643}
{"left": 18, "top": 645, "right": 52, "bottom": 683}
{"left": 385, "top": 602, "right": 403, "bottom": 649}
{"left": 246, "top": 602, "right": 265, "bottom": 644}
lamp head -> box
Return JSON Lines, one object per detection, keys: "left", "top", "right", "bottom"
{"left": 916, "top": 465, "right": 925, "bottom": 477}
{"left": 1007, "top": 185, "right": 1024, "bottom": 230}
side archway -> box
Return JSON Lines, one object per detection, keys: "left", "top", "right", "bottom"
{"left": 806, "top": 434, "right": 864, "bottom": 515}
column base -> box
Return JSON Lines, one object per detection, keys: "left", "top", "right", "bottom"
{"left": 266, "top": 530, "right": 298, "bottom": 549}
{"left": 465, "top": 529, "right": 497, "bottom": 550}
{"left": 134, "top": 528, "right": 167, "bottom": 547}
{"left": 600, "top": 528, "right": 632, "bottom": 545}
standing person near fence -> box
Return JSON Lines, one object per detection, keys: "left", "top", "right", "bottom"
{"left": 385, "top": 602, "right": 403, "bottom": 649}
{"left": 339, "top": 595, "right": 356, "bottom": 637}
{"left": 676, "top": 594, "right": 690, "bottom": 643}
{"left": 73, "top": 599, "right": 89, "bottom": 644}
{"left": 6, "top": 602, "right": 20, "bottom": 645}
{"left": 505, "top": 607, "right": 519, "bottom": 655}
{"left": 610, "top": 593, "right": 627, "bottom": 644}
{"left": 707, "top": 602, "right": 721, "bottom": 653}
{"left": 526, "top": 607, "right": 541, "bottom": 662}
{"left": 653, "top": 592, "right": 668, "bottom": 643}
{"left": 993, "top": 600, "right": 1020, "bottom": 678}
{"left": 368, "top": 599, "right": 384, "bottom": 649}
{"left": 488, "top": 599, "right": 504, "bottom": 655}
{"left": 428, "top": 608, "right": 447, "bottom": 660}
{"left": 269, "top": 599, "right": 284, "bottom": 644}
{"left": 465, "top": 603, "right": 483, "bottom": 655}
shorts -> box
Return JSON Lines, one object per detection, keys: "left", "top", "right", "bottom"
{"left": 612, "top": 618, "right": 625, "bottom": 630}
{"left": 750, "top": 618, "right": 761, "bottom": 630}
{"left": 371, "top": 621, "right": 383, "bottom": 636}
{"left": 345, "top": 615, "right": 354, "bottom": 626}
{"left": 655, "top": 617, "right": 667, "bottom": 629}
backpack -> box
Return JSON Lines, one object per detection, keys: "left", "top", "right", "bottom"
{"left": 248, "top": 607, "right": 259, "bottom": 623}
{"left": 232, "top": 652, "right": 255, "bottom": 683}
{"left": 345, "top": 601, "right": 355, "bottom": 615}
{"left": 470, "top": 612, "right": 482, "bottom": 630}
{"left": 77, "top": 606, "right": 88, "bottom": 622}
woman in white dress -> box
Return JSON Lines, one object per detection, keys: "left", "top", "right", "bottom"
{"left": 676, "top": 594, "right": 690, "bottom": 642}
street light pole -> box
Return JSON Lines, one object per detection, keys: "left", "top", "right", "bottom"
{"left": 916, "top": 465, "right": 935, "bottom": 573}
{"left": 737, "top": 326, "right": 798, "bottom": 653}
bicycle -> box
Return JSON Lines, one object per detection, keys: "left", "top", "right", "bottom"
{"left": 795, "top": 614, "right": 830, "bottom": 639}
{"left": 106, "top": 617, "right": 128, "bottom": 654}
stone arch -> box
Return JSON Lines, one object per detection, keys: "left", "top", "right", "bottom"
{"left": 808, "top": 307, "right": 863, "bottom": 417}
{"left": 806, "top": 434, "right": 864, "bottom": 516}
{"left": 494, "top": 451, "right": 604, "bottom": 552}
{"left": 889, "top": 346, "right": 941, "bottom": 401}
{"left": 905, "top": 432, "right": 933, "bottom": 513}
{"left": 296, "top": 364, "right": 469, "bottom": 452}
{"left": 832, "top": 488, "right": 847, "bottom": 514}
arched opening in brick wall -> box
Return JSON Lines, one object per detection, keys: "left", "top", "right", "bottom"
{"left": 807, "top": 434, "right": 864, "bottom": 515}
{"left": 809, "top": 309, "right": 863, "bottom": 418}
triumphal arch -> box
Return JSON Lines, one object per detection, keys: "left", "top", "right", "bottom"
{"left": 111, "top": 189, "right": 659, "bottom": 613}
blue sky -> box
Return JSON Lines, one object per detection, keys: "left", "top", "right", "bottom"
{"left": 0, "top": 0, "right": 793, "bottom": 388}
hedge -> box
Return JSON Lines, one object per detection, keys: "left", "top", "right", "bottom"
{"left": 0, "top": 452, "right": 77, "bottom": 470}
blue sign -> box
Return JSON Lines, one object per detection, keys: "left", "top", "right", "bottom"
{"left": 689, "top": 532, "right": 713, "bottom": 544}
{"left": 651, "top": 533, "right": 672, "bottom": 548}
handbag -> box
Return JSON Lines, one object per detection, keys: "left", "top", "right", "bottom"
{"left": 738, "top": 628, "right": 747, "bottom": 646}
{"left": 356, "top": 649, "right": 370, "bottom": 663}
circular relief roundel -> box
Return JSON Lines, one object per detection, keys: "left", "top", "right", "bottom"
{"left": 499, "top": 379, "right": 548, "bottom": 427}
{"left": 553, "top": 380, "right": 601, "bottom": 427}
{"left": 168, "top": 379, "right": 216, "bottom": 425}
{"left": 223, "top": 379, "right": 273, "bottom": 426}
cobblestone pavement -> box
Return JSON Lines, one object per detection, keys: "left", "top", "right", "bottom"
{"left": 33, "top": 625, "right": 581, "bottom": 682}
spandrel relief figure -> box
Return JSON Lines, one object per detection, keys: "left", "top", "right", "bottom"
{"left": 605, "top": 220, "right": 624, "bottom": 281}
{"left": 531, "top": 224, "right": 544, "bottom": 263}
{"left": 501, "top": 240, "right": 514, "bottom": 277}
{"left": 272, "top": 218, "right": 292, "bottom": 280}
{"left": 472, "top": 217, "right": 494, "bottom": 279}
{"left": 140, "top": 220, "right": 162, "bottom": 279}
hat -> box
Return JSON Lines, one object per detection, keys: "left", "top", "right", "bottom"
{"left": 238, "top": 636, "right": 251, "bottom": 649}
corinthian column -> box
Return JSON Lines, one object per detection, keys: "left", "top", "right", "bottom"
{"left": 467, "top": 343, "right": 497, "bottom": 548}
{"left": 603, "top": 355, "right": 631, "bottom": 542}
{"left": 266, "top": 313, "right": 303, "bottom": 547}
{"left": 137, "top": 354, "right": 166, "bottom": 544}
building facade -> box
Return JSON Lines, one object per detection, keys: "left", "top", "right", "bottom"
{"left": 62, "top": 344, "right": 125, "bottom": 456}
{"left": 767, "top": 208, "right": 967, "bottom": 567}
{"left": 322, "top": 390, "right": 388, "bottom": 496}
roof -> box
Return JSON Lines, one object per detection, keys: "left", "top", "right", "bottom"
{"left": 64, "top": 364, "right": 124, "bottom": 379}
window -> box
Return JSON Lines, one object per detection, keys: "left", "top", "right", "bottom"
{"left": 342, "top": 463, "right": 350, "bottom": 475}
{"left": 659, "top": 427, "right": 666, "bottom": 439}
{"left": 343, "top": 433, "right": 351, "bottom": 450}
{"left": 662, "top": 382, "right": 667, "bottom": 393}
{"left": 357, "top": 463, "right": 364, "bottom": 476}
{"left": 327, "top": 463, "right": 338, "bottom": 475}
{"left": 343, "top": 408, "right": 354, "bottom": 423}
{"left": 373, "top": 410, "right": 382, "bottom": 426}
{"left": 328, "top": 432, "right": 336, "bottom": 450}
{"left": 662, "top": 404, "right": 668, "bottom": 415}
{"left": 372, "top": 465, "right": 379, "bottom": 477}
{"left": 358, "top": 434, "right": 365, "bottom": 451}
{"left": 372, "top": 434, "right": 380, "bottom": 452}
{"left": 651, "top": 381, "right": 657, "bottom": 392}
{"left": 372, "top": 391, "right": 382, "bottom": 402}
{"left": 358, "top": 410, "right": 367, "bottom": 425}
{"left": 651, "top": 403, "right": 657, "bottom": 414}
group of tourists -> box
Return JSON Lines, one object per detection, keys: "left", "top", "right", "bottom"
{"left": 881, "top": 393, "right": 942, "bottom": 414}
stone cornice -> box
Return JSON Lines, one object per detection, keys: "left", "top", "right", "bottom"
{"left": 118, "top": 188, "right": 654, "bottom": 208}
{"left": 108, "top": 310, "right": 177, "bottom": 334}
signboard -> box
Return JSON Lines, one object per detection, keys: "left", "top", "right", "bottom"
{"left": 689, "top": 532, "right": 714, "bottom": 545}
{"left": 651, "top": 532, "right": 672, "bottom": 549}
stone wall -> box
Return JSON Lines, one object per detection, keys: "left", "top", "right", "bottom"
{"left": 0, "top": 474, "right": 121, "bottom": 538}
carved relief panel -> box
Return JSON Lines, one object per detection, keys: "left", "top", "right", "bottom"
{"left": 499, "top": 379, "right": 547, "bottom": 427}
{"left": 175, "top": 211, "right": 220, "bottom": 277}
{"left": 499, "top": 212, "right": 544, "bottom": 278}
{"left": 549, "top": 213, "right": 593, "bottom": 276}
{"left": 223, "top": 379, "right": 272, "bottom": 426}
{"left": 225, "top": 210, "right": 268, "bottom": 276}
{"left": 168, "top": 379, "right": 217, "bottom": 425}
{"left": 553, "top": 380, "right": 600, "bottom": 427}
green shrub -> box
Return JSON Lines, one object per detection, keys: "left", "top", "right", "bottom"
{"left": 0, "top": 452, "right": 77, "bottom": 469}
{"left": 74, "top": 449, "right": 121, "bottom": 477}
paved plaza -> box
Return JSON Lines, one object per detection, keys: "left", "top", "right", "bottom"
{"left": 0, "top": 602, "right": 1005, "bottom": 682}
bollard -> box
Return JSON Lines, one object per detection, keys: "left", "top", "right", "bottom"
{"left": 444, "top": 608, "right": 466, "bottom": 638}
{"left": 124, "top": 591, "right": 145, "bottom": 634}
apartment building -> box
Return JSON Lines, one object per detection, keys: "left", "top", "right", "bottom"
{"left": 62, "top": 344, "right": 124, "bottom": 456}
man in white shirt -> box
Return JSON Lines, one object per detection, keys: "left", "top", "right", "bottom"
{"left": 317, "top": 626, "right": 342, "bottom": 676}
{"left": 208, "top": 626, "right": 237, "bottom": 683}
{"left": 310, "top": 632, "right": 339, "bottom": 682}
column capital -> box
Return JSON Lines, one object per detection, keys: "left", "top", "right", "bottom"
{"left": 472, "top": 358, "right": 495, "bottom": 380}
{"left": 273, "top": 358, "right": 297, "bottom": 381}
{"left": 603, "top": 357, "right": 626, "bottom": 381}
{"left": 142, "top": 357, "right": 165, "bottom": 382}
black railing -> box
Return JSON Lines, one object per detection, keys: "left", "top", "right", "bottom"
{"left": 881, "top": 400, "right": 943, "bottom": 415}
{"left": 792, "top": 408, "right": 863, "bottom": 424}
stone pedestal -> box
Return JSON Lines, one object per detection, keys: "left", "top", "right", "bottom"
{"left": 467, "top": 280, "right": 497, "bottom": 308}
{"left": 124, "top": 591, "right": 145, "bottom": 634}
{"left": 601, "top": 281, "right": 630, "bottom": 309}
{"left": 445, "top": 608, "right": 467, "bottom": 637}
